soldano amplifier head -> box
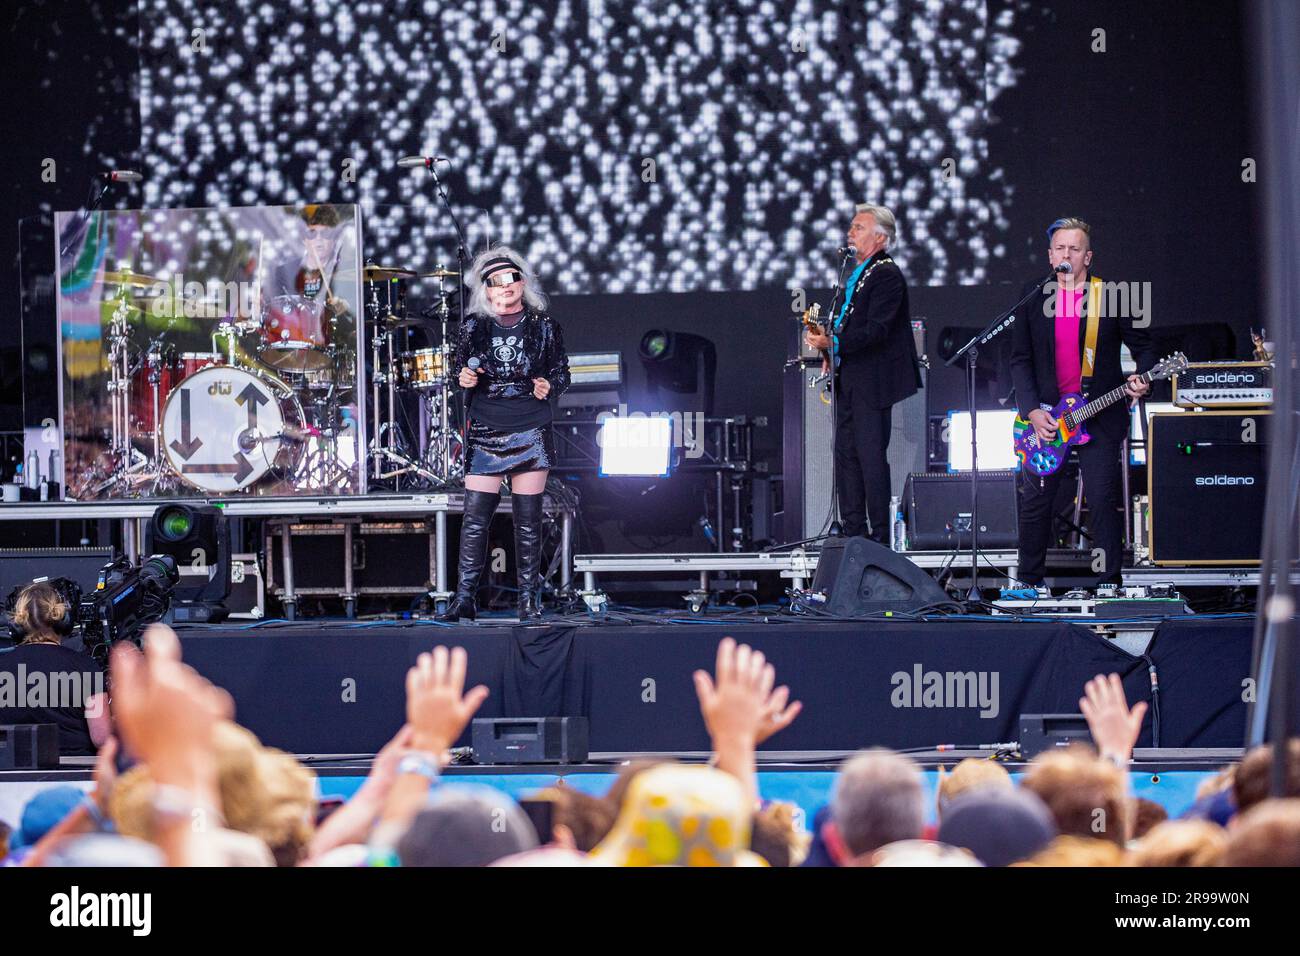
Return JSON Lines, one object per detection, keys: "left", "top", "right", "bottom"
{"left": 1147, "top": 410, "right": 1269, "bottom": 566}
{"left": 1172, "top": 361, "right": 1272, "bottom": 408}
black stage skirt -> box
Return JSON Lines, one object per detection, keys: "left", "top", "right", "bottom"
{"left": 465, "top": 420, "right": 556, "bottom": 475}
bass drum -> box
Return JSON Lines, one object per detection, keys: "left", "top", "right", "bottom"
{"left": 159, "top": 365, "right": 304, "bottom": 494}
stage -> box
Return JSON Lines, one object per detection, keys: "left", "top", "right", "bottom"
{"left": 165, "top": 614, "right": 1255, "bottom": 755}
{"left": 4, "top": 606, "right": 1253, "bottom": 826}
{"left": 0, "top": 611, "right": 1262, "bottom": 848}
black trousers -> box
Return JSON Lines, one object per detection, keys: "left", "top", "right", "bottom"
{"left": 1016, "top": 432, "right": 1125, "bottom": 586}
{"left": 834, "top": 382, "right": 893, "bottom": 541}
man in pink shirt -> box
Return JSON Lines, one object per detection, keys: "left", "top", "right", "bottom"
{"left": 1009, "top": 219, "right": 1156, "bottom": 590}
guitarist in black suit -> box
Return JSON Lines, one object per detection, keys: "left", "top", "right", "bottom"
{"left": 1009, "top": 218, "right": 1157, "bottom": 588}
{"left": 804, "top": 203, "right": 923, "bottom": 543}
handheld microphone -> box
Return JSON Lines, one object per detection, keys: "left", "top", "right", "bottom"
{"left": 397, "top": 156, "right": 449, "bottom": 169}
{"left": 1054, "top": 261, "right": 1072, "bottom": 274}
{"left": 468, "top": 357, "right": 481, "bottom": 371}
{"left": 102, "top": 170, "right": 143, "bottom": 183}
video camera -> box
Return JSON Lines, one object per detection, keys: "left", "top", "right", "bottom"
{"left": 4, "top": 554, "right": 180, "bottom": 654}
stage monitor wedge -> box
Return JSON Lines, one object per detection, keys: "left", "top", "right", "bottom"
{"left": 812, "top": 536, "right": 952, "bottom": 615}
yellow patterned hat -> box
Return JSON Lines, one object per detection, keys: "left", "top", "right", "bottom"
{"left": 590, "top": 764, "right": 765, "bottom": 867}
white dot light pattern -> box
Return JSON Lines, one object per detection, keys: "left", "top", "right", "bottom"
{"left": 138, "top": 0, "right": 1022, "bottom": 292}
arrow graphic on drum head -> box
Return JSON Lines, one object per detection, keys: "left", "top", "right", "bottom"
{"left": 169, "top": 388, "right": 204, "bottom": 459}
{"left": 235, "top": 382, "right": 269, "bottom": 429}
{"left": 182, "top": 452, "right": 255, "bottom": 484}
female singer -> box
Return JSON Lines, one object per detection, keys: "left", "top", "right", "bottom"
{"left": 438, "top": 246, "right": 570, "bottom": 622}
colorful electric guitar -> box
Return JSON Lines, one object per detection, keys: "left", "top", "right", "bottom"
{"left": 1013, "top": 352, "right": 1188, "bottom": 477}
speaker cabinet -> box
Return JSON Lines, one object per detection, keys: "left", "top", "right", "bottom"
{"left": 904, "top": 471, "right": 1018, "bottom": 551}
{"left": 811, "top": 536, "right": 951, "bottom": 614}
{"left": 782, "top": 361, "right": 926, "bottom": 542}
{"left": 1148, "top": 410, "right": 1269, "bottom": 565}
{"left": 782, "top": 360, "right": 835, "bottom": 541}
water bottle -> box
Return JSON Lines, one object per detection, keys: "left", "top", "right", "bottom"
{"left": 26, "top": 449, "right": 40, "bottom": 489}
{"left": 889, "top": 495, "right": 905, "bottom": 551}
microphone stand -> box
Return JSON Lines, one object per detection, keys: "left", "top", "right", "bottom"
{"left": 945, "top": 268, "right": 1063, "bottom": 604}
{"left": 420, "top": 159, "right": 469, "bottom": 486}
{"left": 59, "top": 175, "right": 117, "bottom": 260}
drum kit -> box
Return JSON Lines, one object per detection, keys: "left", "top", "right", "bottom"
{"left": 363, "top": 263, "right": 463, "bottom": 487}
{"left": 93, "top": 260, "right": 466, "bottom": 498}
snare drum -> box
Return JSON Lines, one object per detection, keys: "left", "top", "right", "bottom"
{"left": 283, "top": 350, "right": 356, "bottom": 393}
{"left": 399, "top": 347, "right": 447, "bottom": 390}
{"left": 259, "top": 294, "right": 331, "bottom": 371}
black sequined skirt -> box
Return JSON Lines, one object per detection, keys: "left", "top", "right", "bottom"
{"left": 465, "top": 421, "right": 556, "bottom": 475}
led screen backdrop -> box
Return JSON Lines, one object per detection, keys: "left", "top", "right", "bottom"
{"left": 137, "top": 0, "right": 1023, "bottom": 293}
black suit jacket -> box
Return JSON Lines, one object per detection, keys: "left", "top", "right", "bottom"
{"left": 1009, "top": 273, "right": 1158, "bottom": 441}
{"left": 832, "top": 254, "right": 923, "bottom": 409}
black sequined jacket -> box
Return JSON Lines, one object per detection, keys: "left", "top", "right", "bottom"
{"left": 454, "top": 308, "right": 571, "bottom": 408}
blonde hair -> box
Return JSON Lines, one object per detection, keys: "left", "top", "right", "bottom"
{"left": 937, "top": 758, "right": 1013, "bottom": 816}
{"left": 1048, "top": 217, "right": 1092, "bottom": 245}
{"left": 1016, "top": 835, "right": 1126, "bottom": 867}
{"left": 1222, "top": 798, "right": 1300, "bottom": 867}
{"left": 12, "top": 582, "right": 70, "bottom": 643}
{"left": 465, "top": 244, "right": 548, "bottom": 317}
{"left": 1127, "top": 820, "right": 1227, "bottom": 868}
{"left": 109, "top": 721, "right": 317, "bottom": 866}
{"left": 1020, "top": 746, "right": 1131, "bottom": 846}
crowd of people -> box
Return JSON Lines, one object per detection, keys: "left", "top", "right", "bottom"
{"left": 2, "top": 626, "right": 1298, "bottom": 867}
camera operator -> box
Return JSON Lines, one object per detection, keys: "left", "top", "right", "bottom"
{"left": 1, "top": 582, "right": 109, "bottom": 755}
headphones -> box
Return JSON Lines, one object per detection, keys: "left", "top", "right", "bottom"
{"left": 5, "top": 579, "right": 78, "bottom": 642}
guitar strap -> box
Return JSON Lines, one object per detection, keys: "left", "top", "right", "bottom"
{"left": 1079, "top": 275, "right": 1103, "bottom": 395}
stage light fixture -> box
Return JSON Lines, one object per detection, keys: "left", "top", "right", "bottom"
{"left": 558, "top": 351, "right": 626, "bottom": 410}
{"left": 146, "top": 503, "right": 231, "bottom": 622}
{"left": 637, "top": 329, "right": 717, "bottom": 415}
{"left": 946, "top": 409, "right": 1020, "bottom": 472}
{"left": 597, "top": 414, "right": 674, "bottom": 477}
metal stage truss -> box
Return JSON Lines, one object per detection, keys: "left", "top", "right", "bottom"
{"left": 573, "top": 549, "right": 1268, "bottom": 608}
{"left": 0, "top": 500, "right": 1268, "bottom": 618}
{"left": 0, "top": 494, "right": 576, "bottom": 619}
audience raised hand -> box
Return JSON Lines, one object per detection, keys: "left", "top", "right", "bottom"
{"left": 380, "top": 646, "right": 490, "bottom": 829}
{"left": 694, "top": 637, "right": 801, "bottom": 805}
{"left": 1079, "top": 673, "right": 1148, "bottom": 763}
{"left": 107, "top": 624, "right": 234, "bottom": 865}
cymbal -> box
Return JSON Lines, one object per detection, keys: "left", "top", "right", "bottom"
{"left": 363, "top": 264, "right": 417, "bottom": 282}
{"left": 419, "top": 268, "right": 461, "bottom": 279}
{"left": 381, "top": 313, "right": 427, "bottom": 329}
{"left": 129, "top": 290, "right": 228, "bottom": 320}
{"left": 102, "top": 267, "right": 160, "bottom": 288}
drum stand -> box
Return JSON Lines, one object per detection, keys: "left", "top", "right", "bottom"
{"left": 368, "top": 313, "right": 441, "bottom": 488}
{"left": 420, "top": 281, "right": 463, "bottom": 482}
{"left": 97, "top": 294, "right": 151, "bottom": 495}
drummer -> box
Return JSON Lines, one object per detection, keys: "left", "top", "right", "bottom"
{"left": 276, "top": 204, "right": 350, "bottom": 318}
